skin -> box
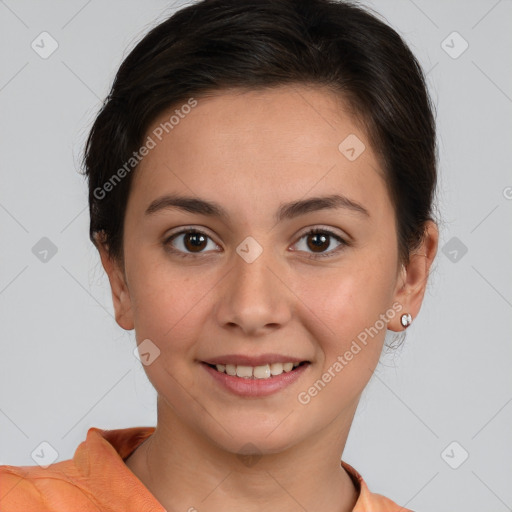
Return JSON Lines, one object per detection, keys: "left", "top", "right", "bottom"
{"left": 98, "top": 85, "right": 438, "bottom": 512}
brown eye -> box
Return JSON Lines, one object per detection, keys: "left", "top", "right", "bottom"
{"left": 183, "top": 231, "right": 208, "bottom": 252}
{"left": 306, "top": 232, "right": 330, "bottom": 253}
{"left": 164, "top": 229, "right": 219, "bottom": 256}
{"left": 293, "top": 228, "right": 348, "bottom": 259}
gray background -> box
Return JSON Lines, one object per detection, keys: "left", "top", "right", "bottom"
{"left": 1, "top": 1, "right": 511, "bottom": 511}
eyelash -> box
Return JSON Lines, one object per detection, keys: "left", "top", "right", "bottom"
{"left": 163, "top": 227, "right": 349, "bottom": 260}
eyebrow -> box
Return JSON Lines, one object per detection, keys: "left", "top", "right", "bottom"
{"left": 144, "top": 192, "right": 370, "bottom": 222}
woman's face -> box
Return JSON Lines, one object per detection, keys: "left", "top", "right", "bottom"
{"left": 103, "top": 85, "right": 417, "bottom": 455}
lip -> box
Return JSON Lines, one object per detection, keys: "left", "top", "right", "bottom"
{"left": 203, "top": 353, "right": 310, "bottom": 366}
{"left": 201, "top": 361, "right": 310, "bottom": 398}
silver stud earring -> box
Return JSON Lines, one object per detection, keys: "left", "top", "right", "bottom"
{"left": 400, "top": 313, "right": 412, "bottom": 328}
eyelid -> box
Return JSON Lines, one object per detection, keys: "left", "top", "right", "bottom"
{"left": 165, "top": 224, "right": 349, "bottom": 242}
{"left": 163, "top": 225, "right": 350, "bottom": 259}
{"left": 295, "top": 224, "right": 350, "bottom": 241}
{"left": 163, "top": 226, "right": 222, "bottom": 257}
{"left": 290, "top": 226, "right": 349, "bottom": 259}
{"left": 165, "top": 225, "right": 219, "bottom": 243}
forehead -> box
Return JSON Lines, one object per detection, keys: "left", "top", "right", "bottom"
{"left": 130, "top": 85, "right": 389, "bottom": 220}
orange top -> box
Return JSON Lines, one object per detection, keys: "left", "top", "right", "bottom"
{"left": 0, "top": 426, "right": 412, "bottom": 511}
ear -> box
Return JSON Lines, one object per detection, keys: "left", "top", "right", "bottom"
{"left": 388, "top": 220, "right": 439, "bottom": 332}
{"left": 96, "top": 233, "right": 135, "bottom": 331}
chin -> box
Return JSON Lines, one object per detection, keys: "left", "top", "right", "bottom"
{"left": 204, "top": 417, "right": 307, "bottom": 457}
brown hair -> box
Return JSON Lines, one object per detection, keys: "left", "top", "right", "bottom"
{"left": 83, "top": 0, "right": 438, "bottom": 273}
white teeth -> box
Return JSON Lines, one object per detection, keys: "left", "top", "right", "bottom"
{"left": 211, "top": 361, "right": 303, "bottom": 379}
{"left": 269, "top": 362, "right": 284, "bottom": 376}
{"left": 236, "top": 365, "right": 253, "bottom": 378}
{"left": 253, "top": 364, "right": 271, "bottom": 379}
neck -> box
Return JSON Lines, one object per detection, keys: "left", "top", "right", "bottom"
{"left": 125, "top": 403, "right": 359, "bottom": 512}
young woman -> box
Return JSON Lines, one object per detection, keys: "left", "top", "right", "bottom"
{"left": 0, "top": 0, "right": 438, "bottom": 510}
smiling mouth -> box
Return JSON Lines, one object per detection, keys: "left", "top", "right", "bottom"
{"left": 204, "top": 361, "right": 309, "bottom": 379}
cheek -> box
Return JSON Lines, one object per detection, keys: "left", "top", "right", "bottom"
{"left": 129, "top": 268, "right": 208, "bottom": 395}
{"left": 302, "top": 261, "right": 394, "bottom": 332}
{"left": 127, "top": 252, "right": 214, "bottom": 353}
{"left": 296, "top": 252, "right": 396, "bottom": 364}
{"left": 293, "top": 268, "right": 392, "bottom": 412}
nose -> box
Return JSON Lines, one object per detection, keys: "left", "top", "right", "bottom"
{"left": 214, "top": 240, "right": 293, "bottom": 337}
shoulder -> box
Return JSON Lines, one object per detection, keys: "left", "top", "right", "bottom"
{"left": 0, "top": 463, "right": 100, "bottom": 511}
{"left": 359, "top": 488, "right": 414, "bottom": 512}
{"left": 0, "top": 426, "right": 158, "bottom": 511}
{"left": 341, "top": 460, "right": 414, "bottom": 512}
{"left": 0, "top": 466, "right": 42, "bottom": 510}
